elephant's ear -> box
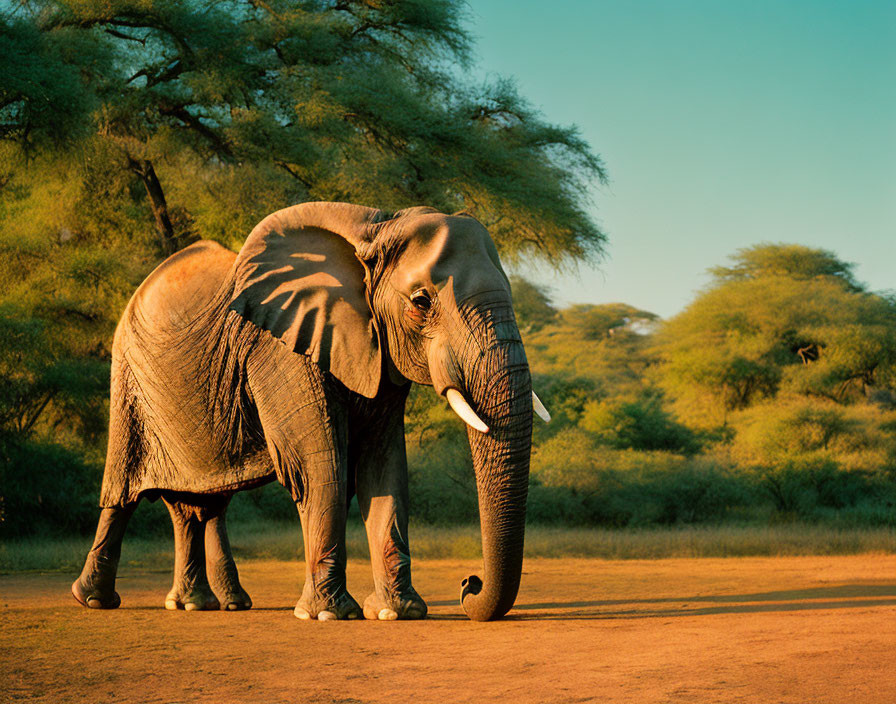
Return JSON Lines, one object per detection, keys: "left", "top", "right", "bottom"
{"left": 229, "top": 202, "right": 387, "bottom": 398}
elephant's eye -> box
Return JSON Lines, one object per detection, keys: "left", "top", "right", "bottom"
{"left": 410, "top": 290, "right": 432, "bottom": 313}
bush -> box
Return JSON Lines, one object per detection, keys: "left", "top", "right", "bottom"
{"left": 579, "top": 395, "right": 698, "bottom": 454}
{"left": 0, "top": 435, "right": 103, "bottom": 538}
{"left": 529, "top": 429, "right": 752, "bottom": 526}
{"left": 406, "top": 426, "right": 478, "bottom": 524}
{"left": 228, "top": 482, "right": 298, "bottom": 523}
{"left": 755, "top": 457, "right": 895, "bottom": 521}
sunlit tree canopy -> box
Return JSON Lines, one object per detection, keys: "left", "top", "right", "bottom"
{"left": 1, "top": 0, "right": 607, "bottom": 260}
{"left": 655, "top": 244, "right": 896, "bottom": 426}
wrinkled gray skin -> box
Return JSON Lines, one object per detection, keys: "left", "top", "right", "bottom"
{"left": 73, "top": 202, "right": 533, "bottom": 622}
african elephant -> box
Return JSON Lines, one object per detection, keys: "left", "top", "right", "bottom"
{"left": 72, "top": 202, "right": 549, "bottom": 621}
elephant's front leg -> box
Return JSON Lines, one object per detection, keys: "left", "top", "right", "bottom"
{"left": 251, "top": 357, "right": 361, "bottom": 620}
{"left": 355, "top": 412, "right": 427, "bottom": 621}
{"left": 293, "top": 453, "right": 362, "bottom": 621}
{"left": 163, "top": 498, "right": 220, "bottom": 611}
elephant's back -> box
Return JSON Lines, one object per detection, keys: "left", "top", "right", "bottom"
{"left": 123, "top": 240, "right": 237, "bottom": 332}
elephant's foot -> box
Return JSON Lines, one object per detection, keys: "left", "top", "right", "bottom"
{"left": 208, "top": 565, "right": 253, "bottom": 611}
{"left": 165, "top": 584, "right": 220, "bottom": 612}
{"left": 363, "top": 587, "right": 427, "bottom": 621}
{"left": 294, "top": 589, "right": 362, "bottom": 621}
{"left": 219, "top": 586, "right": 253, "bottom": 612}
{"left": 71, "top": 577, "right": 121, "bottom": 610}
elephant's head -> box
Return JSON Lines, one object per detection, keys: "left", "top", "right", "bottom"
{"left": 229, "top": 201, "right": 548, "bottom": 621}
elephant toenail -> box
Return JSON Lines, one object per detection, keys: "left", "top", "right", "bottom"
{"left": 347, "top": 612, "right": 359, "bottom": 619}
{"left": 378, "top": 608, "right": 398, "bottom": 621}
{"left": 87, "top": 598, "right": 103, "bottom": 609}
{"left": 294, "top": 607, "right": 311, "bottom": 620}
{"left": 318, "top": 611, "right": 336, "bottom": 621}
{"left": 165, "top": 599, "right": 179, "bottom": 610}
{"left": 184, "top": 602, "right": 199, "bottom": 611}
{"left": 226, "top": 603, "right": 239, "bottom": 611}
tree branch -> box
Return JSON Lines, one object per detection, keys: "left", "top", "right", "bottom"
{"left": 104, "top": 27, "right": 146, "bottom": 44}
{"left": 275, "top": 161, "right": 313, "bottom": 188}
{"left": 158, "top": 103, "right": 232, "bottom": 159}
{"left": 20, "top": 391, "right": 57, "bottom": 436}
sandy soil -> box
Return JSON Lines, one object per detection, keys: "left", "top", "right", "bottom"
{"left": 2, "top": 555, "right": 896, "bottom": 703}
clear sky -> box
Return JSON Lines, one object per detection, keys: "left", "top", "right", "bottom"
{"left": 468, "top": 0, "right": 896, "bottom": 318}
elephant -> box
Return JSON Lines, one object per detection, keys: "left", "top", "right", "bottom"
{"left": 72, "top": 202, "right": 549, "bottom": 621}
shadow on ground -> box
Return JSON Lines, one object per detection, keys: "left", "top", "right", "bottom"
{"left": 428, "top": 584, "right": 896, "bottom": 620}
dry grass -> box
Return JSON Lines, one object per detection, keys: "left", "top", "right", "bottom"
{"left": 2, "top": 521, "right": 895, "bottom": 573}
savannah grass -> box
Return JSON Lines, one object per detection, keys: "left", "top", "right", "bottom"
{"left": 2, "top": 521, "right": 895, "bottom": 573}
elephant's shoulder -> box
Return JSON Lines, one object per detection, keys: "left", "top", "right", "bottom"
{"left": 126, "top": 241, "right": 237, "bottom": 330}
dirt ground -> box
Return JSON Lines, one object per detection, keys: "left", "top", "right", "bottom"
{"left": 2, "top": 555, "right": 896, "bottom": 703}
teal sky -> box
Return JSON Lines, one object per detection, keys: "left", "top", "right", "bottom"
{"left": 469, "top": 0, "right": 896, "bottom": 318}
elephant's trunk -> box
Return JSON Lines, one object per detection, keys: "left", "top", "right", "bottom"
{"left": 449, "top": 301, "right": 532, "bottom": 622}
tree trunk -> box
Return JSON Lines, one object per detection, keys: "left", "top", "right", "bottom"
{"left": 129, "top": 158, "right": 177, "bottom": 254}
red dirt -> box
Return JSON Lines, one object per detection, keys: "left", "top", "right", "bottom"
{"left": 2, "top": 556, "right": 895, "bottom": 703}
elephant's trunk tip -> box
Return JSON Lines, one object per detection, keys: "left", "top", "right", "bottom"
{"left": 460, "top": 574, "right": 490, "bottom": 621}
{"left": 460, "top": 575, "right": 483, "bottom": 599}
{"left": 460, "top": 573, "right": 518, "bottom": 621}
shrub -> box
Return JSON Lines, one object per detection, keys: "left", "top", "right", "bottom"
{"left": 406, "top": 426, "right": 478, "bottom": 524}
{"left": 0, "top": 435, "right": 103, "bottom": 537}
{"left": 579, "top": 395, "right": 698, "bottom": 454}
{"left": 529, "top": 429, "right": 751, "bottom": 526}
{"left": 755, "top": 457, "right": 896, "bottom": 521}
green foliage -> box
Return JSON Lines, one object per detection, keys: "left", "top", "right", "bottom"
{"left": 528, "top": 429, "right": 749, "bottom": 526}
{"left": 404, "top": 385, "right": 478, "bottom": 523}
{"left": 709, "top": 243, "right": 862, "bottom": 291}
{"left": 228, "top": 482, "right": 301, "bottom": 524}
{"left": 525, "top": 303, "right": 657, "bottom": 394}
{"left": 754, "top": 458, "right": 896, "bottom": 523}
{"left": 559, "top": 302, "right": 657, "bottom": 340}
{"left": 1, "top": 0, "right": 606, "bottom": 259}
{"left": 0, "top": 435, "right": 103, "bottom": 537}
{"left": 509, "top": 276, "right": 557, "bottom": 333}
{"left": 0, "top": 147, "right": 145, "bottom": 443}
{"left": 0, "top": 12, "right": 110, "bottom": 144}
{"left": 728, "top": 397, "right": 896, "bottom": 483}
{"left": 579, "top": 394, "right": 697, "bottom": 453}
{"left": 655, "top": 245, "right": 896, "bottom": 427}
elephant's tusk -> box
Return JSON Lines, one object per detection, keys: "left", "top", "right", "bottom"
{"left": 532, "top": 391, "right": 551, "bottom": 422}
{"left": 445, "top": 389, "right": 489, "bottom": 434}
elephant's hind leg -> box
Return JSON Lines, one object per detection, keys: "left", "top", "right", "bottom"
{"left": 72, "top": 504, "right": 137, "bottom": 609}
{"left": 204, "top": 496, "right": 252, "bottom": 611}
{"left": 163, "top": 497, "right": 219, "bottom": 611}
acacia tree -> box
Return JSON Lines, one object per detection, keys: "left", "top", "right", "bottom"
{"left": 0, "top": 0, "right": 608, "bottom": 451}
{"left": 655, "top": 244, "right": 896, "bottom": 428}
{"left": 2, "top": 0, "right": 606, "bottom": 257}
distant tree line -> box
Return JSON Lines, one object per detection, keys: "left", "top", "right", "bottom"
{"left": 512, "top": 245, "right": 896, "bottom": 528}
